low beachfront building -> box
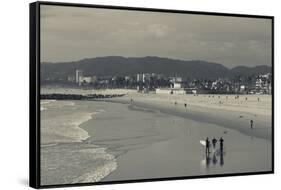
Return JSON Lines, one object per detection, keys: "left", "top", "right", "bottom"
{"left": 156, "top": 88, "right": 172, "bottom": 94}
{"left": 171, "top": 82, "right": 182, "bottom": 89}
{"left": 156, "top": 88, "right": 186, "bottom": 95}
{"left": 82, "top": 77, "right": 92, "bottom": 83}
{"left": 171, "top": 89, "right": 186, "bottom": 95}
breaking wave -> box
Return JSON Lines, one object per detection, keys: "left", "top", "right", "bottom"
{"left": 40, "top": 100, "right": 118, "bottom": 185}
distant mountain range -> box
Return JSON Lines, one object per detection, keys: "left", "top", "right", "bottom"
{"left": 41, "top": 56, "right": 272, "bottom": 80}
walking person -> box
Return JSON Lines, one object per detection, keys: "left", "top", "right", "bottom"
{"left": 250, "top": 119, "right": 254, "bottom": 129}
{"left": 219, "top": 137, "right": 224, "bottom": 151}
{"left": 212, "top": 137, "right": 217, "bottom": 149}
{"left": 206, "top": 137, "right": 210, "bottom": 155}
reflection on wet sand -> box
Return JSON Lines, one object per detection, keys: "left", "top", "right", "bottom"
{"left": 205, "top": 149, "right": 225, "bottom": 168}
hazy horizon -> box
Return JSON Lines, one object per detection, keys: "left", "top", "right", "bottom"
{"left": 41, "top": 5, "right": 272, "bottom": 68}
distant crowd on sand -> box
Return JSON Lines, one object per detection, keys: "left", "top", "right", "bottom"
{"left": 130, "top": 93, "right": 262, "bottom": 111}
{"left": 130, "top": 95, "right": 256, "bottom": 131}
{"left": 131, "top": 94, "right": 256, "bottom": 130}
{"left": 171, "top": 95, "right": 257, "bottom": 134}
{"left": 172, "top": 94, "right": 262, "bottom": 109}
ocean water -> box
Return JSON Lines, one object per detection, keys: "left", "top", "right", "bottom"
{"left": 40, "top": 100, "right": 117, "bottom": 185}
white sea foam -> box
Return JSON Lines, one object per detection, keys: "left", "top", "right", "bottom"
{"left": 93, "top": 109, "right": 106, "bottom": 115}
{"left": 41, "top": 100, "right": 57, "bottom": 105}
{"left": 41, "top": 107, "right": 47, "bottom": 111}
{"left": 40, "top": 100, "right": 117, "bottom": 185}
{"left": 72, "top": 148, "right": 118, "bottom": 183}
{"left": 41, "top": 144, "right": 118, "bottom": 185}
{"left": 41, "top": 100, "right": 57, "bottom": 111}
{"left": 41, "top": 100, "right": 92, "bottom": 144}
{"left": 41, "top": 111, "right": 92, "bottom": 144}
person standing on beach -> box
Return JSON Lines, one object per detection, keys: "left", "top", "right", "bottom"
{"left": 212, "top": 137, "right": 217, "bottom": 149}
{"left": 250, "top": 120, "right": 254, "bottom": 129}
{"left": 206, "top": 137, "right": 210, "bottom": 154}
{"left": 219, "top": 137, "right": 224, "bottom": 151}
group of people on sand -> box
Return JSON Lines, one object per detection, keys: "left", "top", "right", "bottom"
{"left": 205, "top": 137, "right": 224, "bottom": 155}
{"left": 204, "top": 119, "right": 254, "bottom": 155}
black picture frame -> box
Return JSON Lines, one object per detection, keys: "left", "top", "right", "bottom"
{"left": 30, "top": 1, "right": 274, "bottom": 188}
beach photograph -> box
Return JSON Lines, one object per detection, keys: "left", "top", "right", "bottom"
{"left": 39, "top": 4, "right": 273, "bottom": 186}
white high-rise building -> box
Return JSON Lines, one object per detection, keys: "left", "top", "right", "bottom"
{"left": 137, "top": 74, "right": 143, "bottom": 82}
{"left": 75, "top": 70, "right": 83, "bottom": 84}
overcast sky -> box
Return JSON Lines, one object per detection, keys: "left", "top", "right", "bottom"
{"left": 40, "top": 5, "right": 272, "bottom": 68}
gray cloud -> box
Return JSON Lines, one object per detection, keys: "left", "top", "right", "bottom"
{"left": 40, "top": 5, "right": 272, "bottom": 68}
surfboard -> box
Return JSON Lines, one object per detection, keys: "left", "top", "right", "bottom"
{"left": 200, "top": 140, "right": 206, "bottom": 146}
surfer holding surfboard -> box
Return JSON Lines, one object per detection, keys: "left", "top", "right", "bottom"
{"left": 219, "top": 137, "right": 224, "bottom": 150}
{"left": 212, "top": 137, "right": 217, "bottom": 149}
{"left": 201, "top": 137, "right": 224, "bottom": 155}
{"left": 206, "top": 137, "right": 210, "bottom": 154}
{"left": 200, "top": 137, "right": 225, "bottom": 168}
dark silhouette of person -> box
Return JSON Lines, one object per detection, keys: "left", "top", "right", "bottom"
{"left": 184, "top": 103, "right": 187, "bottom": 108}
{"left": 206, "top": 137, "right": 210, "bottom": 155}
{"left": 219, "top": 137, "right": 224, "bottom": 151}
{"left": 212, "top": 137, "right": 217, "bottom": 149}
{"left": 250, "top": 120, "right": 254, "bottom": 129}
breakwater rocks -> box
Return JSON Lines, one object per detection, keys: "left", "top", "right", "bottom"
{"left": 41, "top": 93, "right": 125, "bottom": 100}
